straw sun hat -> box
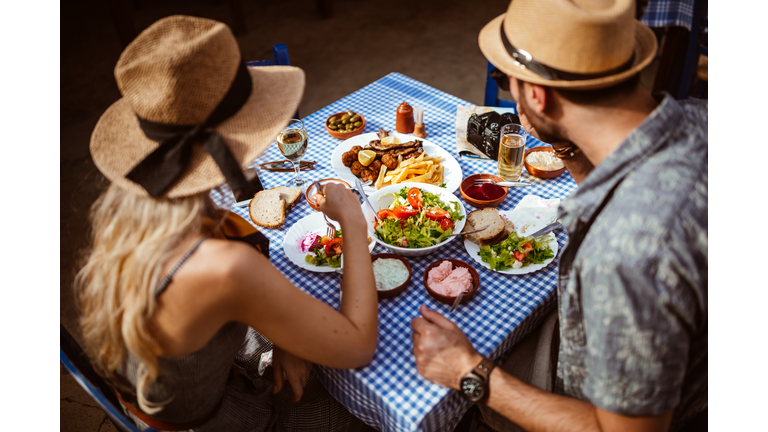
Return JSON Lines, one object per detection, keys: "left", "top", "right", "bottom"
{"left": 90, "top": 15, "right": 305, "bottom": 199}
{"left": 479, "top": 0, "right": 658, "bottom": 90}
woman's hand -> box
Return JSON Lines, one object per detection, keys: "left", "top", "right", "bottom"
{"left": 313, "top": 183, "right": 365, "bottom": 230}
{"left": 272, "top": 346, "right": 313, "bottom": 403}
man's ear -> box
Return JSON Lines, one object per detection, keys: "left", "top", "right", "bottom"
{"left": 526, "top": 82, "right": 548, "bottom": 115}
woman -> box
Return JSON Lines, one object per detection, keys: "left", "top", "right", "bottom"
{"left": 75, "top": 15, "right": 378, "bottom": 431}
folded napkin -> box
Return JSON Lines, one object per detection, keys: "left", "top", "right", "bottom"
{"left": 505, "top": 195, "right": 560, "bottom": 236}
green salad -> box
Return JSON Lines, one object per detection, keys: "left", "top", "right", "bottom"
{"left": 304, "top": 230, "right": 343, "bottom": 268}
{"left": 374, "top": 187, "right": 464, "bottom": 249}
{"left": 478, "top": 231, "right": 554, "bottom": 271}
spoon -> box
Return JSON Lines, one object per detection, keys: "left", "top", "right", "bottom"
{"left": 450, "top": 288, "right": 471, "bottom": 313}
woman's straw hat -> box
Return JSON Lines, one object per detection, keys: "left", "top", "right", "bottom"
{"left": 90, "top": 15, "right": 305, "bottom": 198}
{"left": 478, "top": 0, "right": 657, "bottom": 90}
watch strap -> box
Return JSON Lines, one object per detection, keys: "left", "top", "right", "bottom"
{"left": 473, "top": 357, "right": 496, "bottom": 382}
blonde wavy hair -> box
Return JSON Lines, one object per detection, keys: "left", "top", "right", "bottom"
{"left": 75, "top": 183, "right": 219, "bottom": 414}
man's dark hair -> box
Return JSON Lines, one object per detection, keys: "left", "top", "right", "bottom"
{"left": 549, "top": 74, "right": 642, "bottom": 106}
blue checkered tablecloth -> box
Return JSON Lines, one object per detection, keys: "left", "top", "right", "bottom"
{"left": 641, "top": 0, "right": 696, "bottom": 30}
{"left": 211, "top": 72, "right": 577, "bottom": 432}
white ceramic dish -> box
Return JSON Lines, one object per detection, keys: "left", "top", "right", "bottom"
{"left": 331, "top": 132, "right": 463, "bottom": 195}
{"left": 362, "top": 182, "right": 467, "bottom": 257}
{"left": 282, "top": 212, "right": 375, "bottom": 272}
{"left": 463, "top": 209, "right": 559, "bottom": 274}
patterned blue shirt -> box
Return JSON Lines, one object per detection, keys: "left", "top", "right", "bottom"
{"left": 555, "top": 94, "right": 707, "bottom": 431}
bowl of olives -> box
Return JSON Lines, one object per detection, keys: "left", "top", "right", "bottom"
{"left": 326, "top": 110, "right": 366, "bottom": 139}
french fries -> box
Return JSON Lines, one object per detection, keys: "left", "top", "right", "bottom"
{"left": 376, "top": 152, "right": 445, "bottom": 189}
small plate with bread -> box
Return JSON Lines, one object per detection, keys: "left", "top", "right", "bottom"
{"left": 282, "top": 212, "right": 376, "bottom": 273}
{"left": 462, "top": 207, "right": 558, "bottom": 275}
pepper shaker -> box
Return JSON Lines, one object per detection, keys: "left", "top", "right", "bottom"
{"left": 396, "top": 102, "right": 415, "bottom": 134}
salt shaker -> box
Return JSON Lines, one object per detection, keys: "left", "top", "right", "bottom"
{"left": 413, "top": 105, "right": 427, "bottom": 138}
{"left": 396, "top": 102, "right": 415, "bottom": 134}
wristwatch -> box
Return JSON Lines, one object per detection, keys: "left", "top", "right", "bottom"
{"left": 459, "top": 357, "right": 496, "bottom": 403}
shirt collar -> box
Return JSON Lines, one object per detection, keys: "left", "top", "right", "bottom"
{"left": 558, "top": 93, "right": 685, "bottom": 226}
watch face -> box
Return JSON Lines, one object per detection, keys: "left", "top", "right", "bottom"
{"left": 460, "top": 376, "right": 485, "bottom": 402}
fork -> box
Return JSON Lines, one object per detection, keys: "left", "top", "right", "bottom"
{"left": 473, "top": 178, "right": 532, "bottom": 188}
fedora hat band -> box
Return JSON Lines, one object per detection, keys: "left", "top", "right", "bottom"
{"left": 126, "top": 60, "right": 253, "bottom": 198}
{"left": 500, "top": 22, "right": 634, "bottom": 82}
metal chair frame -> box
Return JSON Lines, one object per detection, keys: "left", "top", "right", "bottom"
{"left": 60, "top": 324, "right": 158, "bottom": 432}
{"left": 483, "top": 61, "right": 518, "bottom": 110}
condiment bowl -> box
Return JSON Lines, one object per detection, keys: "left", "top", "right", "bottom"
{"left": 460, "top": 174, "right": 509, "bottom": 208}
{"left": 371, "top": 253, "right": 412, "bottom": 299}
{"left": 423, "top": 259, "right": 480, "bottom": 306}
{"left": 326, "top": 111, "right": 366, "bottom": 140}
{"left": 305, "top": 178, "right": 351, "bottom": 211}
{"left": 524, "top": 147, "right": 566, "bottom": 179}
{"left": 361, "top": 182, "right": 467, "bottom": 257}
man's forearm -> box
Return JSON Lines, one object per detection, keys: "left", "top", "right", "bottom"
{"left": 485, "top": 368, "right": 601, "bottom": 432}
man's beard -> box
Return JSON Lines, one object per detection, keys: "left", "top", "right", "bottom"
{"left": 517, "top": 91, "right": 570, "bottom": 145}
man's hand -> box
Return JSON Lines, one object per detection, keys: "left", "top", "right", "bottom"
{"left": 272, "top": 346, "right": 313, "bottom": 403}
{"left": 411, "top": 305, "right": 484, "bottom": 389}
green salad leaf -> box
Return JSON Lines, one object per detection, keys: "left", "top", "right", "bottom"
{"left": 478, "top": 231, "right": 554, "bottom": 271}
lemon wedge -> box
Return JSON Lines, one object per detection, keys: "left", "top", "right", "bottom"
{"left": 358, "top": 150, "right": 377, "bottom": 166}
{"left": 380, "top": 136, "right": 401, "bottom": 146}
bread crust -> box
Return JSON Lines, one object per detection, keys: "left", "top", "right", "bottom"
{"left": 249, "top": 189, "right": 286, "bottom": 228}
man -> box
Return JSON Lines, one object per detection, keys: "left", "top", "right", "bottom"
{"left": 410, "top": 1, "right": 707, "bottom": 431}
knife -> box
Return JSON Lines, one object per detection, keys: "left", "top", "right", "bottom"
{"left": 528, "top": 221, "right": 562, "bottom": 238}
{"left": 355, "top": 178, "right": 380, "bottom": 222}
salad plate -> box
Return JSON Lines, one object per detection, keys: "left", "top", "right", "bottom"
{"left": 282, "top": 212, "right": 375, "bottom": 273}
{"left": 330, "top": 132, "right": 463, "bottom": 195}
{"left": 463, "top": 210, "right": 559, "bottom": 275}
{"left": 362, "top": 182, "right": 467, "bottom": 257}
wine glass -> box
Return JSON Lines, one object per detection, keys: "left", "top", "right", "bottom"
{"left": 277, "top": 119, "right": 309, "bottom": 189}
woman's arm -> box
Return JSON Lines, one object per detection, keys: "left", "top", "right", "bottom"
{"left": 217, "top": 184, "right": 378, "bottom": 369}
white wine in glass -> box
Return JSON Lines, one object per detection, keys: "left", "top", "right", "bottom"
{"left": 277, "top": 119, "right": 309, "bottom": 189}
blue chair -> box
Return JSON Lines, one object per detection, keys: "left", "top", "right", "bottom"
{"left": 483, "top": 61, "right": 518, "bottom": 111}
{"left": 60, "top": 324, "right": 158, "bottom": 432}
{"left": 676, "top": 0, "right": 708, "bottom": 100}
{"left": 246, "top": 43, "right": 299, "bottom": 119}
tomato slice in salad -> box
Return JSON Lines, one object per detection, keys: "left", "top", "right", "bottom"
{"left": 407, "top": 187, "right": 423, "bottom": 210}
{"left": 439, "top": 218, "right": 454, "bottom": 231}
{"left": 325, "top": 237, "right": 343, "bottom": 257}
{"left": 424, "top": 207, "right": 449, "bottom": 221}
{"left": 392, "top": 206, "right": 419, "bottom": 220}
{"left": 320, "top": 236, "right": 331, "bottom": 246}
{"left": 377, "top": 209, "right": 396, "bottom": 220}
{"left": 513, "top": 250, "right": 527, "bottom": 262}
{"left": 521, "top": 242, "right": 533, "bottom": 253}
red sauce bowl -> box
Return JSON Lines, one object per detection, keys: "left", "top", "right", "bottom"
{"left": 423, "top": 259, "right": 480, "bottom": 306}
{"left": 460, "top": 174, "right": 508, "bottom": 208}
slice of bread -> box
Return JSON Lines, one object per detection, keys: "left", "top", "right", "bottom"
{"left": 272, "top": 186, "right": 302, "bottom": 211}
{"left": 249, "top": 189, "right": 286, "bottom": 228}
{"left": 464, "top": 208, "right": 506, "bottom": 246}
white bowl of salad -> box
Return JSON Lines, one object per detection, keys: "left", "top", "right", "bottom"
{"left": 362, "top": 182, "right": 466, "bottom": 257}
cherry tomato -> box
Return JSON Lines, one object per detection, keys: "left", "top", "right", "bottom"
{"left": 377, "top": 209, "right": 396, "bottom": 220}
{"left": 439, "top": 218, "right": 454, "bottom": 231}
{"left": 424, "top": 207, "right": 449, "bottom": 221}
{"left": 521, "top": 242, "right": 533, "bottom": 253}
{"left": 320, "top": 236, "right": 331, "bottom": 246}
{"left": 513, "top": 250, "right": 527, "bottom": 262}
{"left": 392, "top": 206, "right": 418, "bottom": 220}
{"left": 325, "top": 237, "right": 343, "bottom": 257}
{"left": 407, "top": 187, "right": 423, "bottom": 210}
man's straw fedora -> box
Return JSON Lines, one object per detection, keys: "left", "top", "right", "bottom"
{"left": 90, "top": 15, "right": 305, "bottom": 198}
{"left": 479, "top": 0, "right": 657, "bottom": 90}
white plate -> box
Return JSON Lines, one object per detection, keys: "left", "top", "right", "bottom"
{"left": 361, "top": 182, "right": 466, "bottom": 257}
{"left": 463, "top": 210, "right": 559, "bottom": 275}
{"left": 330, "top": 132, "right": 463, "bottom": 195}
{"left": 282, "top": 212, "right": 376, "bottom": 272}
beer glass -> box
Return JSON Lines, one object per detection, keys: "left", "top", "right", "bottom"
{"left": 497, "top": 123, "right": 526, "bottom": 181}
